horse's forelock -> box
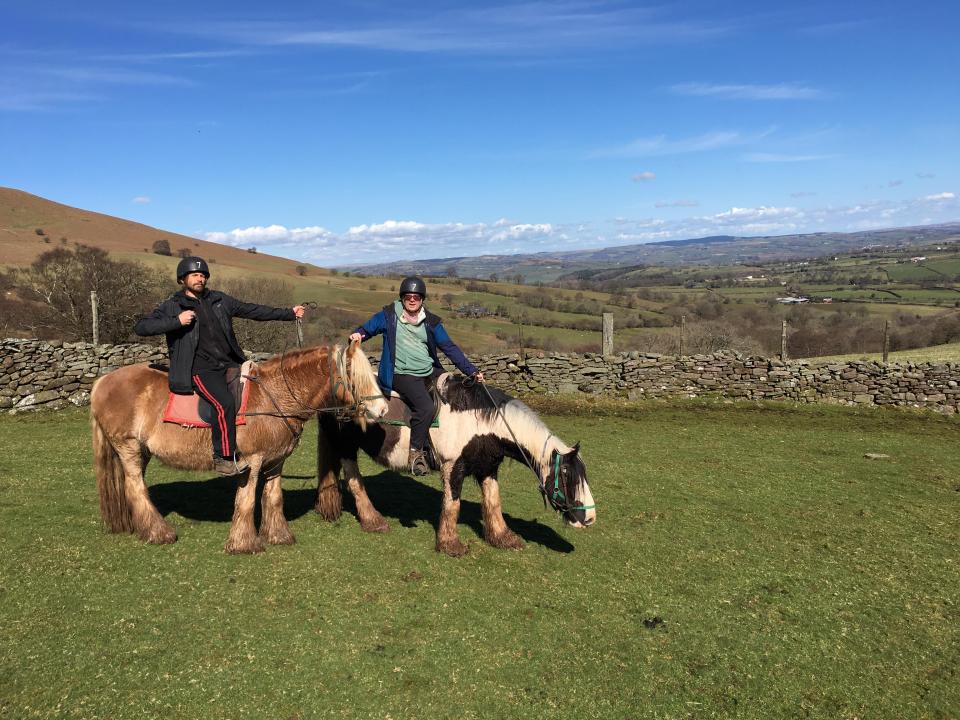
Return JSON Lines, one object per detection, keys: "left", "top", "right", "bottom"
{"left": 347, "top": 345, "right": 379, "bottom": 398}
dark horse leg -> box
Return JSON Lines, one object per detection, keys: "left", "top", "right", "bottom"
{"left": 341, "top": 459, "right": 390, "bottom": 533}
{"left": 259, "top": 459, "right": 295, "bottom": 546}
{"left": 478, "top": 472, "right": 525, "bottom": 550}
{"left": 224, "top": 456, "right": 265, "bottom": 554}
{"left": 436, "top": 460, "right": 468, "bottom": 556}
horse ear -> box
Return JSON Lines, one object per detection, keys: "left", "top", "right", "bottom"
{"left": 347, "top": 337, "right": 359, "bottom": 358}
{"left": 570, "top": 441, "right": 581, "bottom": 454}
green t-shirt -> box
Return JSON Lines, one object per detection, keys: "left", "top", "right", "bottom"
{"left": 393, "top": 300, "right": 434, "bottom": 376}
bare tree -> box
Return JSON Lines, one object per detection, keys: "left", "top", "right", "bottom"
{"left": 15, "top": 245, "right": 170, "bottom": 343}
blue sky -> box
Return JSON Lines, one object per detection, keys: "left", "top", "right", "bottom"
{"left": 2, "top": 1, "right": 958, "bottom": 266}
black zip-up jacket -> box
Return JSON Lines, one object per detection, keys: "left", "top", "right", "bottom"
{"left": 135, "top": 289, "right": 295, "bottom": 394}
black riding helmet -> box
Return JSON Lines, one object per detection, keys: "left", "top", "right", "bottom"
{"left": 399, "top": 276, "right": 427, "bottom": 299}
{"left": 176, "top": 256, "right": 210, "bottom": 281}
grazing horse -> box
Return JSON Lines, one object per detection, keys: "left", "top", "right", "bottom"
{"left": 91, "top": 341, "right": 388, "bottom": 554}
{"left": 316, "top": 375, "right": 596, "bottom": 556}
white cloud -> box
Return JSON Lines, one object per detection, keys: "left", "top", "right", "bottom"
{"left": 202, "top": 193, "right": 960, "bottom": 267}
{"left": 670, "top": 82, "right": 825, "bottom": 100}
{"left": 132, "top": 196, "right": 151, "bottom": 205}
{"left": 594, "top": 130, "right": 753, "bottom": 158}
{"left": 743, "top": 152, "right": 833, "bottom": 163}
{"left": 632, "top": 171, "right": 656, "bottom": 182}
{"left": 654, "top": 199, "right": 698, "bottom": 208}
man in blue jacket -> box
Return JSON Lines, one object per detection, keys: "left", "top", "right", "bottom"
{"left": 350, "top": 276, "right": 483, "bottom": 476}
{"left": 135, "top": 256, "right": 305, "bottom": 476}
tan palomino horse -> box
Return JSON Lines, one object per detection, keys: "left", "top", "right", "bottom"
{"left": 91, "top": 341, "right": 387, "bottom": 554}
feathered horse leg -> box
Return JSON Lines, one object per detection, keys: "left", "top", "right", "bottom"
{"left": 224, "top": 456, "right": 264, "bottom": 554}
{"left": 478, "top": 474, "right": 524, "bottom": 550}
{"left": 259, "top": 458, "right": 295, "bottom": 546}
{"left": 436, "top": 460, "right": 468, "bottom": 556}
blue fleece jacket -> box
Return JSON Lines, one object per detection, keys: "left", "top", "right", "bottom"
{"left": 354, "top": 303, "right": 478, "bottom": 392}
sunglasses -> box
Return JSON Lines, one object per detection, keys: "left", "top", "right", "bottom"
{"left": 402, "top": 293, "right": 423, "bottom": 301}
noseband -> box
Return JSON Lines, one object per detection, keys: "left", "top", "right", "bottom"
{"left": 540, "top": 449, "right": 595, "bottom": 515}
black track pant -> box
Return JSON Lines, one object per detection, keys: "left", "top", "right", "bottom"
{"left": 392, "top": 371, "right": 440, "bottom": 451}
{"left": 192, "top": 368, "right": 237, "bottom": 459}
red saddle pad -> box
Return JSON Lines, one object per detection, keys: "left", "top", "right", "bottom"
{"left": 162, "top": 378, "right": 251, "bottom": 428}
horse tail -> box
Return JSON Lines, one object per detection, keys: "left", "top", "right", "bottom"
{"left": 91, "top": 411, "right": 134, "bottom": 533}
{"left": 315, "top": 415, "right": 343, "bottom": 521}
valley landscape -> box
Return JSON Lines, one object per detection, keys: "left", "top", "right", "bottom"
{"left": 3, "top": 187, "right": 960, "bottom": 362}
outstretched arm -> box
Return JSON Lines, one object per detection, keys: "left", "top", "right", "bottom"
{"left": 433, "top": 323, "right": 480, "bottom": 379}
{"left": 350, "top": 310, "right": 387, "bottom": 343}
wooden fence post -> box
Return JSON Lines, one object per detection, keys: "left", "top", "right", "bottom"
{"left": 679, "top": 315, "right": 685, "bottom": 357}
{"left": 781, "top": 319, "right": 788, "bottom": 361}
{"left": 90, "top": 290, "right": 99, "bottom": 346}
{"left": 882, "top": 320, "right": 889, "bottom": 362}
{"left": 602, "top": 313, "right": 614, "bottom": 355}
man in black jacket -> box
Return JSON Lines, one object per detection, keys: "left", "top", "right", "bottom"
{"left": 135, "top": 256, "right": 305, "bottom": 475}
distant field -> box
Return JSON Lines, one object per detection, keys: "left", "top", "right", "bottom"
{"left": 815, "top": 340, "right": 960, "bottom": 364}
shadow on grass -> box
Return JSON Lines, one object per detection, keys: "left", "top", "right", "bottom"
{"left": 150, "top": 469, "right": 574, "bottom": 553}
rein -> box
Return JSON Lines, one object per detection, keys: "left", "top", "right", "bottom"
{"left": 241, "top": 346, "right": 379, "bottom": 432}
{"left": 476, "top": 381, "right": 593, "bottom": 514}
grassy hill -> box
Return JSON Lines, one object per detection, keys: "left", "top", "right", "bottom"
{"left": 0, "top": 187, "right": 327, "bottom": 279}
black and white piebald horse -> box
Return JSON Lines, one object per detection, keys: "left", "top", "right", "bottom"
{"left": 315, "top": 374, "right": 596, "bottom": 556}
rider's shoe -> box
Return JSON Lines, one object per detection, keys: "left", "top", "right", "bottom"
{"left": 408, "top": 449, "right": 430, "bottom": 476}
{"left": 214, "top": 453, "right": 250, "bottom": 476}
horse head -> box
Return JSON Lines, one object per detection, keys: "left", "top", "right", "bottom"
{"left": 541, "top": 441, "right": 596, "bottom": 529}
{"left": 336, "top": 339, "right": 389, "bottom": 429}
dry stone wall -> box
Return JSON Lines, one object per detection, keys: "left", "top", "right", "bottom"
{"left": 2, "top": 338, "right": 959, "bottom": 415}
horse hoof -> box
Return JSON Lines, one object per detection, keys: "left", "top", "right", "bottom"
{"left": 261, "top": 530, "right": 296, "bottom": 546}
{"left": 436, "top": 538, "right": 469, "bottom": 557}
{"left": 140, "top": 525, "right": 177, "bottom": 545}
{"left": 224, "top": 537, "right": 266, "bottom": 555}
{"left": 360, "top": 517, "right": 390, "bottom": 533}
{"left": 487, "top": 531, "right": 525, "bottom": 550}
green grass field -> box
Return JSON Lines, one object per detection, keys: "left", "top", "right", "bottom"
{"left": 1, "top": 401, "right": 958, "bottom": 719}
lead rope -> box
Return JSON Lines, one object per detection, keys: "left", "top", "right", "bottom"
{"left": 476, "top": 381, "right": 548, "bottom": 501}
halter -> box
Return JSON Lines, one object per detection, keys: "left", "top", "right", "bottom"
{"left": 541, "top": 448, "right": 595, "bottom": 514}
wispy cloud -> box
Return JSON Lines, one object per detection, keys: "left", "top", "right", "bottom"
{"left": 132, "top": 196, "right": 151, "bottom": 205}
{"left": 173, "top": 4, "right": 731, "bottom": 56}
{"left": 790, "top": 191, "right": 817, "bottom": 198}
{"left": 916, "top": 172, "right": 936, "bottom": 179}
{"left": 924, "top": 192, "right": 955, "bottom": 202}
{"left": 670, "top": 82, "right": 825, "bottom": 100}
{"left": 654, "top": 200, "right": 699, "bottom": 208}
{"left": 593, "top": 129, "right": 769, "bottom": 158}
{"left": 887, "top": 179, "right": 903, "bottom": 187}
{"left": 632, "top": 171, "right": 656, "bottom": 182}
{"left": 743, "top": 152, "right": 834, "bottom": 163}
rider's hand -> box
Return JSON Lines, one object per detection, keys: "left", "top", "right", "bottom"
{"left": 349, "top": 332, "right": 362, "bottom": 344}
{"left": 293, "top": 305, "right": 305, "bottom": 319}
{"left": 178, "top": 310, "right": 196, "bottom": 326}
{"left": 474, "top": 372, "right": 485, "bottom": 383}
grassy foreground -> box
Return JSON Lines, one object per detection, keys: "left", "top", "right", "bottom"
{"left": 0, "top": 402, "right": 958, "bottom": 720}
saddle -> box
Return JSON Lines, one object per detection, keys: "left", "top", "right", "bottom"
{"left": 160, "top": 361, "right": 256, "bottom": 428}
{"left": 378, "top": 372, "right": 446, "bottom": 429}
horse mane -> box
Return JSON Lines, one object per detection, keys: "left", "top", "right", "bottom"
{"left": 256, "top": 345, "right": 334, "bottom": 383}
{"left": 442, "top": 376, "right": 568, "bottom": 469}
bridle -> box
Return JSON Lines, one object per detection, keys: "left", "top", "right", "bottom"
{"left": 477, "top": 381, "right": 594, "bottom": 517}
{"left": 243, "top": 345, "right": 383, "bottom": 432}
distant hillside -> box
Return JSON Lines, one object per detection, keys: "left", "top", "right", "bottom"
{"left": 345, "top": 224, "right": 960, "bottom": 282}
{"left": 0, "top": 187, "right": 325, "bottom": 279}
